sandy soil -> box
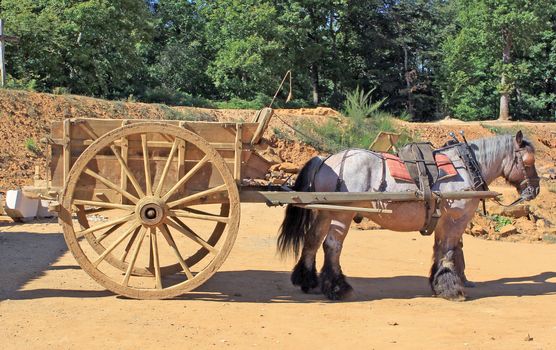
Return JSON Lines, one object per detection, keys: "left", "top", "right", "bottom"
{"left": 2, "top": 203, "right": 556, "bottom": 349}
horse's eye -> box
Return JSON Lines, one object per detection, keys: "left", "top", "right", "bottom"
{"left": 523, "top": 152, "right": 535, "bottom": 167}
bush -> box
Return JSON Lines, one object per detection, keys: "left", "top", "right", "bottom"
{"left": 52, "top": 86, "right": 71, "bottom": 95}
{"left": 4, "top": 76, "right": 37, "bottom": 91}
{"left": 343, "top": 86, "right": 387, "bottom": 120}
{"left": 292, "top": 87, "right": 410, "bottom": 153}
{"left": 142, "top": 87, "right": 215, "bottom": 108}
{"left": 294, "top": 114, "right": 411, "bottom": 153}
{"left": 215, "top": 93, "right": 271, "bottom": 109}
{"left": 490, "top": 214, "right": 512, "bottom": 232}
{"left": 25, "top": 138, "right": 41, "bottom": 155}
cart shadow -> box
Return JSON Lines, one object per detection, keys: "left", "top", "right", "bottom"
{"left": 0, "top": 229, "right": 68, "bottom": 301}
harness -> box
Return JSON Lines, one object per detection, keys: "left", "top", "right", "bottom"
{"left": 397, "top": 142, "right": 442, "bottom": 236}
{"left": 494, "top": 147, "right": 540, "bottom": 206}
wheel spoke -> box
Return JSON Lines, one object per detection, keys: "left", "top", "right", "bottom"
{"left": 150, "top": 228, "right": 162, "bottom": 289}
{"left": 92, "top": 221, "right": 140, "bottom": 267}
{"left": 159, "top": 224, "right": 194, "bottom": 280}
{"left": 76, "top": 213, "right": 135, "bottom": 238}
{"left": 169, "top": 209, "right": 229, "bottom": 223}
{"left": 83, "top": 168, "right": 139, "bottom": 203}
{"left": 165, "top": 217, "right": 219, "bottom": 255}
{"left": 122, "top": 226, "right": 148, "bottom": 286}
{"left": 119, "top": 226, "right": 141, "bottom": 262}
{"left": 168, "top": 184, "right": 228, "bottom": 209}
{"left": 74, "top": 199, "right": 134, "bottom": 211}
{"left": 162, "top": 154, "right": 210, "bottom": 201}
{"left": 154, "top": 138, "right": 179, "bottom": 196}
{"left": 97, "top": 222, "right": 125, "bottom": 243}
{"left": 141, "top": 134, "right": 152, "bottom": 196}
{"left": 110, "top": 144, "right": 145, "bottom": 198}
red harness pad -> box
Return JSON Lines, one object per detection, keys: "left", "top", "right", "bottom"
{"left": 383, "top": 153, "right": 457, "bottom": 183}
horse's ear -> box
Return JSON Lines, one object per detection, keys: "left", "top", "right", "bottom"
{"left": 515, "top": 130, "right": 523, "bottom": 147}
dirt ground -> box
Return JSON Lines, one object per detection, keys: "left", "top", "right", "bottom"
{"left": 2, "top": 203, "right": 556, "bottom": 349}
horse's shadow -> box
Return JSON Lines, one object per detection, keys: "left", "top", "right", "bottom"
{"left": 176, "top": 270, "right": 556, "bottom": 303}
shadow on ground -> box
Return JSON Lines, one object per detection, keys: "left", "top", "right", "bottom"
{"left": 2, "top": 222, "right": 555, "bottom": 302}
{"left": 7, "top": 266, "right": 556, "bottom": 303}
{"left": 0, "top": 228, "right": 67, "bottom": 301}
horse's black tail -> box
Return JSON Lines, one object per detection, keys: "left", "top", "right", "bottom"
{"left": 277, "top": 156, "right": 324, "bottom": 258}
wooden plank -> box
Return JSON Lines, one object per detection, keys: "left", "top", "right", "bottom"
{"left": 255, "top": 191, "right": 423, "bottom": 205}
{"left": 63, "top": 119, "right": 71, "bottom": 182}
{"left": 250, "top": 108, "right": 273, "bottom": 144}
{"left": 234, "top": 123, "right": 242, "bottom": 182}
{"left": 434, "top": 191, "right": 500, "bottom": 200}
{"left": 293, "top": 204, "right": 393, "bottom": 214}
{"left": 242, "top": 190, "right": 501, "bottom": 206}
{"left": 178, "top": 122, "right": 186, "bottom": 180}
{"left": 120, "top": 120, "right": 129, "bottom": 203}
{"left": 57, "top": 118, "right": 259, "bottom": 145}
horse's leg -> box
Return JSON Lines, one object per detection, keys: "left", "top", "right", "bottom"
{"left": 454, "top": 239, "right": 475, "bottom": 288}
{"left": 429, "top": 214, "right": 471, "bottom": 301}
{"left": 320, "top": 213, "right": 354, "bottom": 300}
{"left": 291, "top": 212, "right": 331, "bottom": 293}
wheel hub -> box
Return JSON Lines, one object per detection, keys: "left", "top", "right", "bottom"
{"left": 136, "top": 197, "right": 167, "bottom": 227}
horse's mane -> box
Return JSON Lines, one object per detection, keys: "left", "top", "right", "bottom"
{"left": 469, "top": 134, "right": 533, "bottom": 170}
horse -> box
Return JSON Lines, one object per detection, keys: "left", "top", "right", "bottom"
{"left": 277, "top": 131, "right": 540, "bottom": 301}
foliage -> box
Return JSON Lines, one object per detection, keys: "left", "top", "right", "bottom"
{"left": 490, "top": 214, "right": 513, "bottom": 232}
{"left": 343, "top": 87, "right": 387, "bottom": 120}
{"left": 214, "top": 94, "right": 271, "bottom": 110}
{"left": 24, "top": 138, "right": 40, "bottom": 154}
{"left": 0, "top": 0, "right": 554, "bottom": 121}
{"left": 142, "top": 87, "right": 215, "bottom": 108}
{"left": 439, "top": 0, "right": 553, "bottom": 120}
{"left": 295, "top": 112, "right": 412, "bottom": 154}
{"left": 480, "top": 123, "right": 523, "bottom": 135}
{"left": 1, "top": 0, "right": 153, "bottom": 98}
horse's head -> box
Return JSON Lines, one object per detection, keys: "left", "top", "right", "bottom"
{"left": 502, "top": 130, "right": 540, "bottom": 201}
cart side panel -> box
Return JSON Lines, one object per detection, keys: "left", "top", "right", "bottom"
{"left": 48, "top": 119, "right": 264, "bottom": 203}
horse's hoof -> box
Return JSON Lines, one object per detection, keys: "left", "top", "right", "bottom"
{"left": 321, "top": 272, "right": 354, "bottom": 300}
{"left": 323, "top": 283, "right": 354, "bottom": 301}
{"left": 431, "top": 267, "right": 466, "bottom": 301}
{"left": 291, "top": 260, "right": 318, "bottom": 293}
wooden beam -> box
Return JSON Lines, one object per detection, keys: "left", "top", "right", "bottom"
{"left": 234, "top": 123, "right": 242, "bottom": 182}
{"left": 246, "top": 190, "right": 501, "bottom": 206}
{"left": 62, "top": 119, "right": 71, "bottom": 182}
{"left": 293, "top": 204, "right": 392, "bottom": 214}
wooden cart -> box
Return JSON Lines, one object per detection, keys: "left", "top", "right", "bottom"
{"left": 25, "top": 109, "right": 499, "bottom": 299}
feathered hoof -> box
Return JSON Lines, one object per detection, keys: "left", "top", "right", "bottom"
{"left": 320, "top": 268, "right": 354, "bottom": 301}
{"left": 431, "top": 267, "right": 466, "bottom": 301}
{"left": 291, "top": 260, "right": 319, "bottom": 293}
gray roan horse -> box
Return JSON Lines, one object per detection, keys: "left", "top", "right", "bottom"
{"left": 278, "top": 131, "right": 540, "bottom": 301}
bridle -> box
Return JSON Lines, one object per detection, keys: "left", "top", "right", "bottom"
{"left": 503, "top": 146, "right": 540, "bottom": 204}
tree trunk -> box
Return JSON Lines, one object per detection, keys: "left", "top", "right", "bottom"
{"left": 498, "top": 30, "right": 512, "bottom": 121}
{"left": 311, "top": 63, "right": 319, "bottom": 105}
{"left": 403, "top": 44, "right": 415, "bottom": 119}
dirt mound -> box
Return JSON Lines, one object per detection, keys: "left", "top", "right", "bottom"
{"left": 0, "top": 90, "right": 202, "bottom": 189}
{"left": 0, "top": 90, "right": 334, "bottom": 190}
{"left": 1, "top": 89, "right": 555, "bottom": 244}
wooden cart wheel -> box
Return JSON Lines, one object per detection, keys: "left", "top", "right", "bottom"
{"left": 59, "top": 123, "right": 240, "bottom": 299}
{"left": 75, "top": 202, "right": 230, "bottom": 276}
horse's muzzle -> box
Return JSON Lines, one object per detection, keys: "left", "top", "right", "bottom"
{"left": 520, "top": 185, "right": 540, "bottom": 201}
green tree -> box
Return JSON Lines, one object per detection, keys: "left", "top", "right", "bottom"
{"left": 202, "top": 0, "right": 289, "bottom": 99}
{"left": 1, "top": 0, "right": 153, "bottom": 97}
{"left": 148, "top": 0, "right": 213, "bottom": 97}
{"left": 439, "top": 0, "right": 550, "bottom": 120}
